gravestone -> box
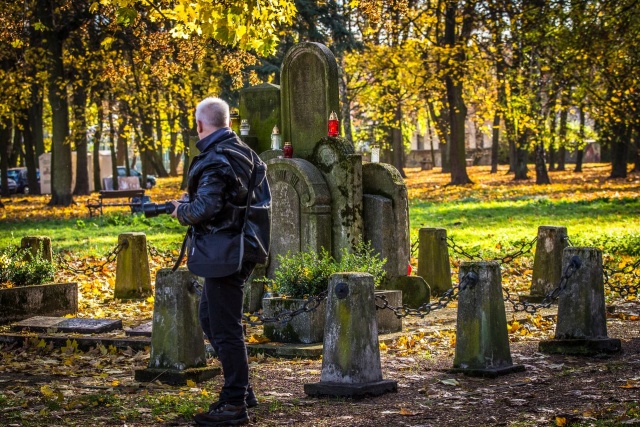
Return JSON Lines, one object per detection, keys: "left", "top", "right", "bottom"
{"left": 11, "top": 316, "right": 122, "bottom": 334}
{"left": 417, "top": 228, "right": 452, "bottom": 295}
{"left": 265, "top": 158, "right": 332, "bottom": 277}
{"left": 114, "top": 233, "right": 152, "bottom": 300}
{"left": 527, "top": 226, "right": 568, "bottom": 302}
{"left": 239, "top": 83, "right": 281, "bottom": 154}
{"left": 362, "top": 162, "right": 410, "bottom": 278}
{"left": 281, "top": 42, "right": 340, "bottom": 158}
{"left": 20, "top": 236, "right": 53, "bottom": 262}
{"left": 310, "top": 137, "right": 363, "bottom": 259}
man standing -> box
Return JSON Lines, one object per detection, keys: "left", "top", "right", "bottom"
{"left": 171, "top": 97, "right": 271, "bottom": 426}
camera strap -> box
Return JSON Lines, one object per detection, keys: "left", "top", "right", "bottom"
{"left": 172, "top": 157, "right": 258, "bottom": 273}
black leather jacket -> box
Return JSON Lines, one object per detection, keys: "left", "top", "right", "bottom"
{"left": 176, "top": 128, "right": 271, "bottom": 264}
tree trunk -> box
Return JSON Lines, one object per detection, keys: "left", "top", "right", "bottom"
{"left": 167, "top": 112, "right": 180, "bottom": 176}
{"left": 20, "top": 111, "right": 39, "bottom": 195}
{"left": 392, "top": 104, "right": 406, "bottom": 178}
{"left": 514, "top": 130, "right": 529, "bottom": 180}
{"left": 0, "top": 122, "right": 11, "bottom": 197}
{"left": 557, "top": 95, "right": 569, "bottom": 171}
{"left": 574, "top": 105, "right": 585, "bottom": 173}
{"left": 73, "top": 83, "right": 90, "bottom": 195}
{"left": 548, "top": 110, "right": 557, "bottom": 171}
{"left": 93, "top": 97, "right": 104, "bottom": 191}
{"left": 634, "top": 126, "right": 640, "bottom": 173}
{"left": 610, "top": 123, "right": 629, "bottom": 179}
{"left": 38, "top": 0, "right": 73, "bottom": 206}
{"left": 108, "top": 95, "right": 119, "bottom": 190}
{"left": 491, "top": 111, "right": 500, "bottom": 173}
{"left": 535, "top": 143, "right": 550, "bottom": 184}
{"left": 427, "top": 100, "right": 449, "bottom": 172}
{"left": 444, "top": 1, "right": 471, "bottom": 185}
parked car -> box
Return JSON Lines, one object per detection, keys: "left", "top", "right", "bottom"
{"left": 116, "top": 166, "right": 157, "bottom": 189}
{"left": 1, "top": 177, "right": 18, "bottom": 194}
{"left": 7, "top": 167, "right": 40, "bottom": 194}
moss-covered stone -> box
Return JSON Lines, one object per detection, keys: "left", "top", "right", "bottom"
{"left": 114, "top": 233, "right": 152, "bottom": 300}
{"left": 417, "top": 228, "right": 452, "bottom": 295}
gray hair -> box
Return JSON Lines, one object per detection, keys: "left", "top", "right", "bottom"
{"left": 195, "top": 97, "right": 230, "bottom": 128}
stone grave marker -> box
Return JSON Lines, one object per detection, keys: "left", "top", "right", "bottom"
{"left": 265, "top": 158, "right": 332, "bottom": 277}
{"left": 239, "top": 82, "right": 281, "bottom": 154}
{"left": 11, "top": 316, "right": 122, "bottom": 334}
{"left": 281, "top": 42, "right": 340, "bottom": 158}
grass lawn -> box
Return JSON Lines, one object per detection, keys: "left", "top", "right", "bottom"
{"left": 1, "top": 163, "right": 639, "bottom": 259}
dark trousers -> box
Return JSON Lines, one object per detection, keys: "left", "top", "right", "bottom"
{"left": 199, "top": 261, "right": 256, "bottom": 405}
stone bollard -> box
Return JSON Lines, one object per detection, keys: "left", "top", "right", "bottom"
{"left": 134, "top": 268, "right": 219, "bottom": 385}
{"left": 525, "top": 226, "right": 568, "bottom": 303}
{"left": 539, "top": 247, "right": 621, "bottom": 355}
{"left": 114, "top": 232, "right": 152, "bottom": 300}
{"left": 417, "top": 228, "right": 452, "bottom": 295}
{"left": 452, "top": 262, "right": 525, "bottom": 377}
{"left": 20, "top": 236, "right": 53, "bottom": 262}
{"left": 304, "top": 273, "right": 397, "bottom": 397}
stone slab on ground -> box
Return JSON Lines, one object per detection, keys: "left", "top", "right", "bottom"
{"left": 449, "top": 364, "right": 526, "bottom": 378}
{"left": 0, "top": 333, "right": 150, "bottom": 352}
{"left": 134, "top": 366, "right": 220, "bottom": 386}
{"left": 304, "top": 380, "right": 398, "bottom": 398}
{"left": 125, "top": 322, "right": 152, "bottom": 337}
{"left": 11, "top": 316, "right": 122, "bottom": 334}
{"left": 538, "top": 338, "right": 622, "bottom": 356}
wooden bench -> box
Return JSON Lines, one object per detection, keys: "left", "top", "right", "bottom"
{"left": 86, "top": 189, "right": 146, "bottom": 217}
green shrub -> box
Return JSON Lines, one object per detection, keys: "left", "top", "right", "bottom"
{"left": 0, "top": 246, "right": 56, "bottom": 287}
{"left": 272, "top": 241, "right": 386, "bottom": 299}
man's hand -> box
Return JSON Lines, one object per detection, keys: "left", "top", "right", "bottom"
{"left": 170, "top": 200, "right": 180, "bottom": 218}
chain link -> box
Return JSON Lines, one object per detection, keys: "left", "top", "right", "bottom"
{"left": 55, "top": 241, "right": 128, "bottom": 275}
{"left": 503, "top": 255, "right": 582, "bottom": 313}
{"left": 147, "top": 243, "right": 181, "bottom": 266}
{"left": 444, "top": 236, "right": 538, "bottom": 265}
{"left": 374, "top": 272, "right": 479, "bottom": 318}
{"left": 603, "top": 258, "right": 640, "bottom": 297}
{"left": 242, "top": 291, "right": 329, "bottom": 326}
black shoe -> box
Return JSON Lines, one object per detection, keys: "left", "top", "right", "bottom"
{"left": 246, "top": 386, "right": 258, "bottom": 408}
{"left": 194, "top": 402, "right": 248, "bottom": 426}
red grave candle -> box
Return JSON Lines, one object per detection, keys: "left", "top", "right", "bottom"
{"left": 283, "top": 141, "right": 293, "bottom": 158}
{"left": 328, "top": 111, "right": 339, "bottom": 137}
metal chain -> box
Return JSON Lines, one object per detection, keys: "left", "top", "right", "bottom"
{"left": 503, "top": 255, "right": 582, "bottom": 313}
{"left": 603, "top": 258, "right": 640, "bottom": 297}
{"left": 444, "top": 236, "right": 538, "bottom": 265}
{"left": 562, "top": 236, "right": 574, "bottom": 247}
{"left": 374, "top": 272, "right": 479, "bottom": 318}
{"left": 55, "top": 241, "right": 128, "bottom": 275}
{"left": 410, "top": 238, "right": 419, "bottom": 258}
{"left": 147, "top": 244, "right": 180, "bottom": 266}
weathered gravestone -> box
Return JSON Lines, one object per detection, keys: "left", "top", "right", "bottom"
{"left": 526, "top": 226, "right": 568, "bottom": 302}
{"left": 281, "top": 42, "right": 340, "bottom": 159}
{"left": 115, "top": 232, "right": 152, "bottom": 300}
{"left": 310, "top": 137, "right": 363, "bottom": 259}
{"left": 20, "top": 236, "right": 53, "bottom": 262}
{"left": 417, "top": 227, "right": 452, "bottom": 295}
{"left": 239, "top": 83, "right": 281, "bottom": 154}
{"left": 265, "top": 158, "right": 332, "bottom": 278}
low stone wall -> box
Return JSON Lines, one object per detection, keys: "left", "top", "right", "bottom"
{"left": 0, "top": 283, "right": 78, "bottom": 325}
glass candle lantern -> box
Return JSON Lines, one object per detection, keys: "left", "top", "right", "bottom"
{"left": 271, "top": 125, "right": 282, "bottom": 150}
{"left": 240, "top": 119, "right": 250, "bottom": 136}
{"left": 328, "top": 111, "right": 339, "bottom": 137}
{"left": 371, "top": 145, "right": 380, "bottom": 163}
{"left": 230, "top": 112, "right": 241, "bottom": 134}
{"left": 283, "top": 142, "right": 293, "bottom": 158}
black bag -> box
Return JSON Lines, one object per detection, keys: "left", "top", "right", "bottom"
{"left": 173, "top": 162, "right": 256, "bottom": 278}
{"left": 185, "top": 230, "right": 244, "bottom": 278}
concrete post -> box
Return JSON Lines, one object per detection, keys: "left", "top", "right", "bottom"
{"left": 417, "top": 228, "right": 452, "bottom": 295}
{"left": 526, "top": 226, "right": 568, "bottom": 302}
{"left": 539, "top": 247, "right": 621, "bottom": 355}
{"left": 452, "top": 262, "right": 525, "bottom": 377}
{"left": 134, "top": 268, "right": 219, "bottom": 385}
{"left": 304, "top": 273, "right": 397, "bottom": 397}
{"left": 20, "top": 236, "right": 53, "bottom": 262}
{"left": 114, "top": 232, "right": 152, "bottom": 300}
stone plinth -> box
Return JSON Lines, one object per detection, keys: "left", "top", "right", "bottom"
{"left": 305, "top": 273, "right": 397, "bottom": 397}
{"left": 135, "top": 268, "right": 218, "bottom": 385}
{"left": 526, "top": 226, "right": 568, "bottom": 302}
{"left": 417, "top": 228, "right": 452, "bottom": 295}
{"left": 115, "top": 232, "right": 152, "bottom": 300}
{"left": 381, "top": 275, "right": 431, "bottom": 308}
{"left": 539, "top": 248, "right": 621, "bottom": 356}
{"left": 263, "top": 297, "right": 327, "bottom": 344}
{"left": 362, "top": 163, "right": 410, "bottom": 278}
{"left": 452, "top": 262, "right": 525, "bottom": 377}
{"left": 0, "top": 283, "right": 77, "bottom": 325}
